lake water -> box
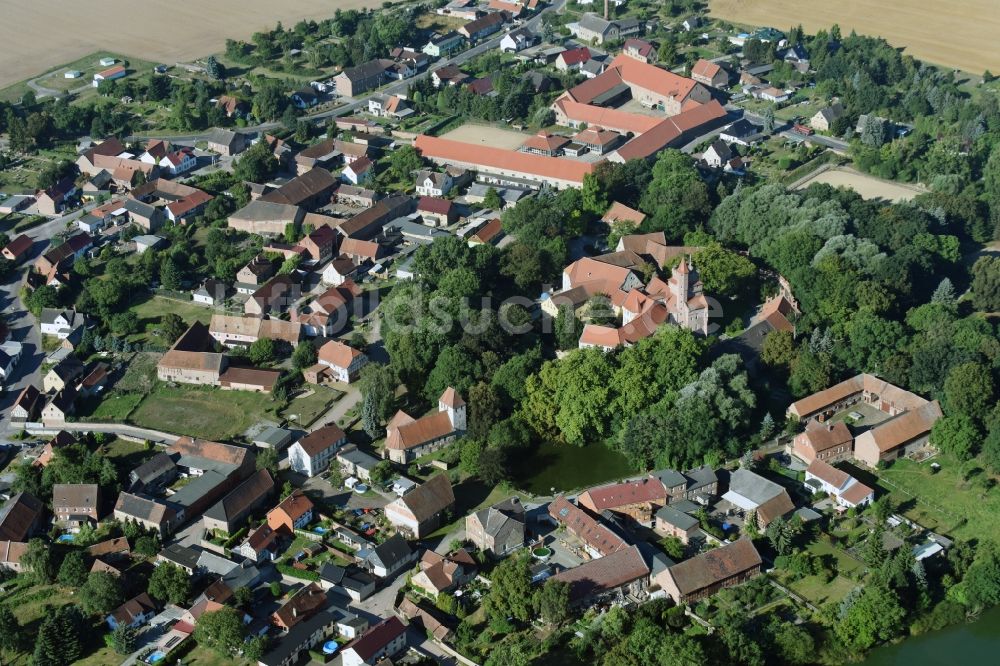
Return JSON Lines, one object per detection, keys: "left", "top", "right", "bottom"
{"left": 513, "top": 441, "right": 633, "bottom": 494}
{"left": 861, "top": 605, "right": 1000, "bottom": 665}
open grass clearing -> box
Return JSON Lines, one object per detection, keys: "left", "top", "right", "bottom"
{"left": 130, "top": 383, "right": 282, "bottom": 441}
{"left": 876, "top": 454, "right": 1000, "bottom": 544}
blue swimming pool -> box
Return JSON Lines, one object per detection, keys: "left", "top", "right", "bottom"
{"left": 57, "top": 534, "right": 75, "bottom": 543}
{"left": 313, "top": 526, "right": 327, "bottom": 534}
{"left": 147, "top": 650, "right": 166, "bottom": 664}
{"left": 322, "top": 640, "right": 339, "bottom": 655}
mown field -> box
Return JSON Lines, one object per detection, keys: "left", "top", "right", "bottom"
{"left": 710, "top": 0, "right": 1000, "bottom": 74}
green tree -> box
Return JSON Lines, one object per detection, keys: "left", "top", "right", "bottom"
{"left": 0, "top": 606, "right": 21, "bottom": 654}
{"left": 554, "top": 306, "right": 583, "bottom": 351}
{"left": 244, "top": 635, "right": 270, "bottom": 662}
{"left": 836, "top": 584, "right": 906, "bottom": 651}
{"left": 484, "top": 556, "right": 534, "bottom": 624}
{"left": 581, "top": 172, "right": 609, "bottom": 215}
{"left": 931, "top": 414, "right": 980, "bottom": 461}
{"left": 80, "top": 571, "right": 124, "bottom": 615}
{"left": 148, "top": 562, "right": 191, "bottom": 604}
{"left": 639, "top": 149, "right": 713, "bottom": 239}
{"left": 249, "top": 337, "right": 276, "bottom": 365}
{"left": 692, "top": 243, "right": 756, "bottom": 296}
{"left": 20, "top": 538, "right": 56, "bottom": 585}
{"left": 111, "top": 624, "right": 138, "bottom": 654}
{"left": 256, "top": 447, "right": 279, "bottom": 476}
{"left": 483, "top": 187, "right": 503, "bottom": 210}
{"left": 761, "top": 329, "right": 796, "bottom": 368}
{"left": 359, "top": 363, "right": 397, "bottom": 425}
{"left": 943, "top": 362, "right": 996, "bottom": 423}
{"left": 57, "top": 550, "right": 89, "bottom": 587}
{"left": 534, "top": 579, "right": 572, "bottom": 625}
{"left": 160, "top": 312, "right": 188, "bottom": 343}
{"left": 233, "top": 141, "right": 278, "bottom": 182}
{"left": 194, "top": 608, "right": 246, "bottom": 656}
{"left": 387, "top": 144, "right": 423, "bottom": 181}
{"left": 291, "top": 341, "right": 317, "bottom": 369}
{"left": 370, "top": 460, "right": 394, "bottom": 485}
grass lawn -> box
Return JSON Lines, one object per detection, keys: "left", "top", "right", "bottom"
{"left": 281, "top": 386, "right": 344, "bottom": 428}
{"left": 130, "top": 294, "right": 215, "bottom": 346}
{"left": 130, "top": 383, "right": 282, "bottom": 440}
{"left": 427, "top": 482, "right": 527, "bottom": 539}
{"left": 101, "top": 436, "right": 157, "bottom": 474}
{"left": 74, "top": 646, "right": 121, "bottom": 666}
{"left": 876, "top": 454, "right": 1000, "bottom": 543}
{"left": 182, "top": 643, "right": 250, "bottom": 666}
{"left": 785, "top": 571, "right": 858, "bottom": 609}
{"left": 77, "top": 391, "right": 145, "bottom": 421}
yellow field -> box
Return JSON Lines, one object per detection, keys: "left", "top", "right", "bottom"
{"left": 710, "top": 0, "right": 1000, "bottom": 74}
{"left": 0, "top": 0, "right": 386, "bottom": 89}
{"left": 796, "top": 166, "right": 926, "bottom": 202}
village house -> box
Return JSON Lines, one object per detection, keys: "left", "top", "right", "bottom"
{"left": 236, "top": 254, "right": 277, "bottom": 291}
{"left": 35, "top": 233, "right": 92, "bottom": 276}
{"left": 42, "top": 355, "right": 84, "bottom": 392}
{"left": 35, "top": 177, "right": 77, "bottom": 216}
{"left": 0, "top": 493, "right": 44, "bottom": 542}
{"left": 41, "top": 388, "right": 76, "bottom": 423}
{"left": 654, "top": 505, "right": 700, "bottom": 544}
{"left": 205, "top": 128, "right": 247, "bottom": 156}
{"left": 703, "top": 139, "right": 737, "bottom": 169}
{"left": 500, "top": 27, "right": 537, "bottom": 53}
{"left": 623, "top": 38, "right": 657, "bottom": 64}
{"left": 234, "top": 524, "right": 281, "bottom": 563}
{"left": 156, "top": 321, "right": 226, "bottom": 386}
{"left": 384, "top": 387, "right": 466, "bottom": 463}
{"left": 287, "top": 425, "right": 348, "bottom": 478}
{"left": 342, "top": 157, "right": 373, "bottom": 185}
{"left": 655, "top": 538, "right": 762, "bottom": 603}
{"left": 810, "top": 102, "right": 845, "bottom": 132}
{"left": 466, "top": 497, "right": 525, "bottom": 556}
{"left": 52, "top": 483, "right": 99, "bottom": 529}
{"left": 202, "top": 469, "right": 275, "bottom": 534}
{"left": 722, "top": 468, "right": 795, "bottom": 529}
{"left": 0, "top": 541, "right": 29, "bottom": 572}
{"left": 321, "top": 257, "right": 359, "bottom": 287}
{"left": 578, "top": 477, "right": 670, "bottom": 524}
{"left": 459, "top": 12, "right": 507, "bottom": 42}
{"left": 262, "top": 168, "right": 338, "bottom": 209}
{"left": 106, "top": 593, "right": 157, "bottom": 630}
{"left": 691, "top": 59, "right": 732, "bottom": 88}
{"left": 787, "top": 373, "right": 931, "bottom": 422}
{"left": 423, "top": 31, "right": 465, "bottom": 57}
{"left": 341, "top": 616, "right": 408, "bottom": 666}
{"left": 410, "top": 549, "right": 477, "bottom": 597}
{"left": 113, "top": 493, "right": 177, "bottom": 538}
{"left": 267, "top": 491, "right": 315, "bottom": 534}
{"left": 33, "top": 431, "right": 77, "bottom": 469}
{"left": 229, "top": 200, "right": 304, "bottom": 236}
{"left": 294, "top": 138, "right": 340, "bottom": 175}
{"left": 192, "top": 279, "right": 228, "bottom": 306}
{"left": 547, "top": 495, "right": 628, "bottom": 558}
{"left": 319, "top": 563, "right": 377, "bottom": 602}
{"left": 417, "top": 196, "right": 458, "bottom": 227}
{"left": 414, "top": 170, "right": 453, "bottom": 197}
{"left": 314, "top": 340, "right": 368, "bottom": 384}
{"left": 555, "top": 47, "right": 592, "bottom": 72}
{"left": 259, "top": 609, "right": 349, "bottom": 666}
{"left": 273, "top": 582, "right": 328, "bottom": 631}
{"left": 2, "top": 235, "right": 33, "bottom": 263}
{"left": 334, "top": 59, "right": 394, "bottom": 97}
{"left": 363, "top": 534, "right": 417, "bottom": 579}
{"left": 719, "top": 118, "right": 762, "bottom": 146}
{"left": 385, "top": 473, "right": 456, "bottom": 538}
{"left": 245, "top": 275, "right": 301, "bottom": 316}
{"left": 10, "top": 385, "right": 43, "bottom": 423}
{"left": 803, "top": 459, "right": 874, "bottom": 508}
{"left": 552, "top": 545, "right": 650, "bottom": 607}
{"left": 854, "top": 400, "right": 943, "bottom": 468}
{"left": 792, "top": 421, "right": 854, "bottom": 464}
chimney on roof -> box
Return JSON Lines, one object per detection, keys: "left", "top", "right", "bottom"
{"left": 827, "top": 423, "right": 834, "bottom": 431}
{"left": 292, "top": 607, "right": 298, "bottom": 617}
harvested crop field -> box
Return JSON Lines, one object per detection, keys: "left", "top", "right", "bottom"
{"left": 710, "top": 0, "right": 1000, "bottom": 74}
{"left": 796, "top": 166, "right": 925, "bottom": 202}
{"left": 441, "top": 123, "right": 531, "bottom": 150}
{"left": 0, "top": 0, "right": 384, "bottom": 89}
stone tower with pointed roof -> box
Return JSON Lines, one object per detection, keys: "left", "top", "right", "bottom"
{"left": 439, "top": 387, "right": 466, "bottom": 431}
{"left": 667, "top": 257, "right": 709, "bottom": 335}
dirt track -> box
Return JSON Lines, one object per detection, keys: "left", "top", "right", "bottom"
{"left": 795, "top": 166, "right": 925, "bottom": 202}
{"left": 0, "top": 0, "right": 384, "bottom": 89}
{"left": 710, "top": 0, "right": 1000, "bottom": 74}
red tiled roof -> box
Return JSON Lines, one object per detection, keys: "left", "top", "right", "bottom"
{"left": 296, "top": 425, "right": 347, "bottom": 456}
{"left": 414, "top": 135, "right": 596, "bottom": 184}
{"left": 579, "top": 478, "right": 668, "bottom": 512}
{"left": 417, "top": 196, "right": 454, "bottom": 215}
{"left": 346, "top": 617, "right": 406, "bottom": 661}
{"left": 548, "top": 496, "right": 627, "bottom": 557}
{"left": 559, "top": 47, "right": 591, "bottom": 67}
{"left": 615, "top": 100, "right": 728, "bottom": 160}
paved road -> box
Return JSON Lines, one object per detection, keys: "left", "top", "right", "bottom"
{"left": 0, "top": 204, "right": 99, "bottom": 438}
